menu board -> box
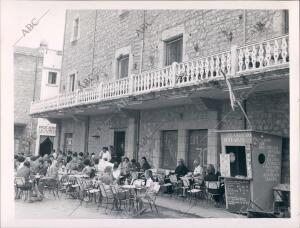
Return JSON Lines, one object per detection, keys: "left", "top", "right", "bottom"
{"left": 225, "top": 178, "right": 251, "bottom": 213}
{"left": 220, "top": 153, "right": 230, "bottom": 177}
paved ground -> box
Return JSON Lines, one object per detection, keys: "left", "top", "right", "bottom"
{"left": 15, "top": 196, "right": 201, "bottom": 219}
{"left": 15, "top": 192, "right": 245, "bottom": 219}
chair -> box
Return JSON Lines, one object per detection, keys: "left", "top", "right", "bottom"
{"left": 161, "top": 174, "right": 180, "bottom": 196}
{"left": 99, "top": 184, "right": 116, "bottom": 213}
{"left": 179, "top": 177, "right": 190, "bottom": 199}
{"left": 15, "top": 177, "right": 32, "bottom": 201}
{"left": 79, "top": 179, "right": 100, "bottom": 206}
{"left": 111, "top": 185, "right": 134, "bottom": 213}
{"left": 142, "top": 183, "right": 161, "bottom": 214}
{"left": 205, "top": 181, "right": 222, "bottom": 206}
{"left": 43, "top": 178, "right": 60, "bottom": 199}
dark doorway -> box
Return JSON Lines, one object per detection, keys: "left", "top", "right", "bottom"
{"left": 114, "top": 131, "right": 125, "bottom": 164}
{"left": 162, "top": 130, "right": 178, "bottom": 169}
{"left": 188, "top": 129, "right": 208, "bottom": 171}
{"left": 39, "top": 137, "right": 53, "bottom": 157}
{"left": 226, "top": 146, "right": 247, "bottom": 177}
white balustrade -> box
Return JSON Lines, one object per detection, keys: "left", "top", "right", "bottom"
{"left": 30, "top": 35, "right": 289, "bottom": 115}
{"left": 175, "top": 51, "right": 231, "bottom": 86}
{"left": 237, "top": 35, "right": 289, "bottom": 73}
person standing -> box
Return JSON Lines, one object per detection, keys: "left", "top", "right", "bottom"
{"left": 99, "top": 147, "right": 111, "bottom": 162}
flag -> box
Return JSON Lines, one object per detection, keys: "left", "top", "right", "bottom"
{"left": 221, "top": 70, "right": 237, "bottom": 111}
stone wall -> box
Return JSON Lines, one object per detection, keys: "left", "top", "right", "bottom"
{"left": 14, "top": 47, "right": 43, "bottom": 154}
{"left": 220, "top": 92, "right": 289, "bottom": 137}
{"left": 60, "top": 9, "right": 287, "bottom": 90}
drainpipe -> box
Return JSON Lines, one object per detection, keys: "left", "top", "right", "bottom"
{"left": 91, "top": 10, "right": 98, "bottom": 78}
{"left": 85, "top": 116, "right": 90, "bottom": 153}
{"left": 136, "top": 111, "right": 141, "bottom": 161}
{"left": 139, "top": 10, "right": 146, "bottom": 74}
{"left": 244, "top": 9, "right": 246, "bottom": 45}
{"left": 243, "top": 100, "right": 247, "bottom": 129}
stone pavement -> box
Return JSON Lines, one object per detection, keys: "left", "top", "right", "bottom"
{"left": 154, "top": 195, "right": 246, "bottom": 218}
{"left": 14, "top": 196, "right": 201, "bottom": 219}
{"left": 14, "top": 192, "right": 245, "bottom": 219}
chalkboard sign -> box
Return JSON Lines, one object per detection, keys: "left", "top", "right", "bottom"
{"left": 225, "top": 178, "right": 251, "bottom": 213}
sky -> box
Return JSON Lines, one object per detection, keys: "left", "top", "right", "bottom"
{"left": 11, "top": 5, "right": 66, "bottom": 50}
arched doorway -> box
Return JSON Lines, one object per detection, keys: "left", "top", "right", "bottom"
{"left": 39, "top": 136, "right": 53, "bottom": 157}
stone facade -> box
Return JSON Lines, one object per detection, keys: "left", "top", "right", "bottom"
{"left": 60, "top": 10, "right": 287, "bottom": 91}
{"left": 55, "top": 10, "right": 289, "bottom": 181}
{"left": 14, "top": 47, "right": 43, "bottom": 155}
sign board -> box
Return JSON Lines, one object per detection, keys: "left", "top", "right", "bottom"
{"left": 220, "top": 153, "right": 230, "bottom": 177}
{"left": 225, "top": 178, "right": 251, "bottom": 214}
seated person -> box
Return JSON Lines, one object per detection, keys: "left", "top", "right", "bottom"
{"left": 130, "top": 159, "right": 141, "bottom": 172}
{"left": 140, "top": 157, "right": 151, "bottom": 172}
{"left": 36, "top": 159, "right": 48, "bottom": 176}
{"left": 175, "top": 159, "right": 189, "bottom": 178}
{"left": 17, "top": 156, "right": 26, "bottom": 170}
{"left": 112, "top": 162, "right": 121, "bottom": 182}
{"left": 192, "top": 159, "right": 204, "bottom": 184}
{"left": 135, "top": 170, "right": 158, "bottom": 214}
{"left": 81, "top": 159, "right": 96, "bottom": 178}
{"left": 118, "top": 157, "right": 132, "bottom": 177}
{"left": 204, "top": 164, "right": 224, "bottom": 203}
{"left": 98, "top": 158, "right": 113, "bottom": 174}
{"left": 15, "top": 161, "right": 43, "bottom": 202}
{"left": 38, "top": 160, "right": 58, "bottom": 196}
{"left": 100, "top": 166, "right": 115, "bottom": 185}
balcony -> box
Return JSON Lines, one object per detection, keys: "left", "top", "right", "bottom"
{"left": 30, "top": 35, "right": 289, "bottom": 115}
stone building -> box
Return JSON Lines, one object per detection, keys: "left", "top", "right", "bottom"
{"left": 30, "top": 10, "right": 289, "bottom": 183}
{"left": 14, "top": 42, "right": 62, "bottom": 156}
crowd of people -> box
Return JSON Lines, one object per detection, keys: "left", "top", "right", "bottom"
{"left": 14, "top": 147, "right": 224, "bottom": 206}
{"left": 14, "top": 147, "right": 153, "bottom": 203}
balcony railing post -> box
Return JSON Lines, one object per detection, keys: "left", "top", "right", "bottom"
{"left": 129, "top": 74, "right": 133, "bottom": 95}
{"left": 75, "top": 89, "right": 79, "bottom": 104}
{"left": 230, "top": 45, "right": 238, "bottom": 76}
{"left": 172, "top": 62, "right": 178, "bottom": 87}
{"left": 98, "top": 82, "right": 103, "bottom": 99}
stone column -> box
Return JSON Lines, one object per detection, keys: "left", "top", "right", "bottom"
{"left": 53, "top": 120, "right": 61, "bottom": 153}
{"left": 207, "top": 129, "right": 220, "bottom": 169}
{"left": 178, "top": 129, "right": 188, "bottom": 163}
{"left": 127, "top": 117, "right": 137, "bottom": 159}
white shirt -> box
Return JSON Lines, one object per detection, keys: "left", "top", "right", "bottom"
{"left": 193, "top": 165, "right": 203, "bottom": 177}
{"left": 100, "top": 151, "right": 111, "bottom": 162}
{"left": 98, "top": 159, "right": 113, "bottom": 173}
{"left": 146, "top": 178, "right": 154, "bottom": 189}
{"left": 112, "top": 169, "right": 121, "bottom": 179}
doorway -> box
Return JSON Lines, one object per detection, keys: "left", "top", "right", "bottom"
{"left": 114, "top": 131, "right": 125, "bottom": 164}
{"left": 39, "top": 136, "right": 53, "bottom": 157}
{"left": 162, "top": 130, "right": 178, "bottom": 169}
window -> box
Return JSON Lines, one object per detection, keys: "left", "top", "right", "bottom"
{"left": 226, "top": 146, "right": 247, "bottom": 177}
{"left": 71, "top": 17, "right": 80, "bottom": 42}
{"left": 284, "top": 10, "right": 289, "bottom": 34}
{"left": 165, "top": 36, "right": 183, "bottom": 66}
{"left": 118, "top": 55, "right": 129, "bottom": 78}
{"left": 48, "top": 72, "right": 57, "bottom": 85}
{"left": 69, "top": 74, "right": 76, "bottom": 92}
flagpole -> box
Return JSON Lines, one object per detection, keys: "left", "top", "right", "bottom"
{"left": 220, "top": 70, "right": 252, "bottom": 129}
